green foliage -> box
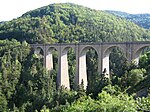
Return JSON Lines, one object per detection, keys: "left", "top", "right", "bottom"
{"left": 52, "top": 87, "right": 77, "bottom": 106}
{"left": 0, "top": 91, "right": 7, "bottom": 112}
{"left": 106, "top": 10, "right": 150, "bottom": 29}
{"left": 0, "top": 39, "right": 57, "bottom": 111}
{"left": 102, "top": 84, "right": 121, "bottom": 95}
{"left": 0, "top": 39, "right": 30, "bottom": 109}
{"left": 0, "top": 3, "right": 150, "bottom": 43}
{"left": 76, "top": 80, "right": 86, "bottom": 98}
{"left": 53, "top": 91, "right": 137, "bottom": 112}
{"left": 126, "top": 52, "right": 150, "bottom": 94}
{"left": 136, "top": 96, "right": 150, "bottom": 111}
{"left": 109, "top": 48, "right": 127, "bottom": 76}
{"left": 139, "top": 51, "right": 150, "bottom": 73}
{"left": 87, "top": 72, "right": 111, "bottom": 98}
{"left": 127, "top": 69, "right": 146, "bottom": 86}
{"left": 14, "top": 54, "right": 56, "bottom": 111}
{"left": 97, "top": 91, "right": 137, "bottom": 112}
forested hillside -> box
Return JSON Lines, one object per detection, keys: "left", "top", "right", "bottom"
{"left": 0, "top": 3, "right": 150, "bottom": 43}
{"left": 0, "top": 3, "right": 150, "bottom": 112}
{"left": 106, "top": 10, "right": 150, "bottom": 29}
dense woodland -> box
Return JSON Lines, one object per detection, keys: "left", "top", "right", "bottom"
{"left": 0, "top": 3, "right": 150, "bottom": 112}
{"left": 0, "top": 3, "right": 150, "bottom": 43}
{"left": 106, "top": 10, "right": 150, "bottom": 29}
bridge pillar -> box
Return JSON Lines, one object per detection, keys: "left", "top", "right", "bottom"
{"left": 102, "top": 53, "right": 110, "bottom": 76}
{"left": 126, "top": 43, "right": 141, "bottom": 64}
{"left": 133, "top": 54, "right": 140, "bottom": 64}
{"left": 98, "top": 45, "right": 102, "bottom": 74}
{"left": 78, "top": 52, "right": 87, "bottom": 90}
{"left": 75, "top": 45, "right": 79, "bottom": 89}
{"left": 125, "top": 43, "right": 133, "bottom": 62}
{"left": 46, "top": 51, "right": 53, "bottom": 71}
{"left": 101, "top": 45, "right": 111, "bottom": 77}
{"left": 57, "top": 47, "right": 70, "bottom": 90}
{"left": 133, "top": 48, "right": 143, "bottom": 65}
{"left": 75, "top": 45, "right": 87, "bottom": 90}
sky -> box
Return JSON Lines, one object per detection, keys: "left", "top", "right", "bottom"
{"left": 0, "top": 0, "right": 150, "bottom": 22}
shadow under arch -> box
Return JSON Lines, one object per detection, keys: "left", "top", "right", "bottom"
{"left": 77, "top": 45, "right": 99, "bottom": 90}
{"left": 139, "top": 47, "right": 150, "bottom": 73}
{"left": 46, "top": 46, "right": 58, "bottom": 71}
{"left": 102, "top": 45, "right": 127, "bottom": 76}
{"left": 34, "top": 46, "right": 44, "bottom": 56}
{"left": 133, "top": 46, "right": 150, "bottom": 65}
{"left": 46, "top": 46, "right": 58, "bottom": 89}
{"left": 58, "top": 46, "right": 76, "bottom": 90}
{"left": 33, "top": 46, "right": 45, "bottom": 66}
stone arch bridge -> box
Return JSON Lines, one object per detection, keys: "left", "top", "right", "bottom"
{"left": 31, "top": 41, "right": 150, "bottom": 89}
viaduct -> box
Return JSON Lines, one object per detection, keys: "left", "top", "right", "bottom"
{"left": 31, "top": 41, "right": 150, "bottom": 89}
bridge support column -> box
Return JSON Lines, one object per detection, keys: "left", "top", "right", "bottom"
{"left": 75, "top": 45, "right": 79, "bottom": 89}
{"left": 57, "top": 48, "right": 70, "bottom": 90}
{"left": 46, "top": 52, "right": 53, "bottom": 71}
{"left": 98, "top": 45, "right": 102, "bottom": 74}
{"left": 78, "top": 53, "right": 87, "bottom": 90}
{"left": 133, "top": 50, "right": 142, "bottom": 65}
{"left": 126, "top": 43, "right": 133, "bottom": 63}
{"left": 133, "top": 56, "right": 140, "bottom": 65}
{"left": 75, "top": 45, "right": 87, "bottom": 90}
{"left": 102, "top": 53, "right": 110, "bottom": 76}
{"left": 126, "top": 43, "right": 140, "bottom": 64}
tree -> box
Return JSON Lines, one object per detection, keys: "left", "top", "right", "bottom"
{"left": 0, "top": 91, "right": 7, "bottom": 112}
{"left": 127, "top": 68, "right": 146, "bottom": 87}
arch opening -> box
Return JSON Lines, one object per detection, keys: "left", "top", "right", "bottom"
{"left": 78, "top": 46, "right": 98, "bottom": 90}
{"left": 139, "top": 47, "right": 150, "bottom": 74}
{"left": 34, "top": 47, "right": 44, "bottom": 66}
{"left": 134, "top": 46, "right": 150, "bottom": 65}
{"left": 103, "top": 46, "right": 126, "bottom": 77}
{"left": 47, "top": 47, "right": 58, "bottom": 87}
{"left": 66, "top": 47, "right": 76, "bottom": 89}
{"left": 59, "top": 46, "right": 76, "bottom": 90}
{"left": 34, "top": 47, "right": 44, "bottom": 56}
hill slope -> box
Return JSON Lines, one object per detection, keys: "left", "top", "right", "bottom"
{"left": 0, "top": 3, "right": 150, "bottom": 44}
{"left": 106, "top": 10, "right": 150, "bottom": 29}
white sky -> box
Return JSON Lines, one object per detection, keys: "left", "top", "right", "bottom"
{"left": 0, "top": 0, "right": 150, "bottom": 21}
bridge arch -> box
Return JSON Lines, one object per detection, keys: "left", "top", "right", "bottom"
{"left": 133, "top": 45, "right": 150, "bottom": 64}
{"left": 78, "top": 45, "right": 99, "bottom": 89}
{"left": 33, "top": 46, "right": 45, "bottom": 67}
{"left": 58, "top": 45, "right": 76, "bottom": 89}
{"left": 80, "top": 45, "right": 99, "bottom": 56}
{"left": 102, "top": 45, "right": 126, "bottom": 75}
{"left": 34, "top": 46, "right": 44, "bottom": 55}
{"left": 45, "top": 46, "right": 58, "bottom": 71}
